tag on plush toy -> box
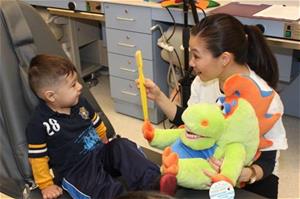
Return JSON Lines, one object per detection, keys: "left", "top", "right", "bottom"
{"left": 209, "top": 181, "right": 235, "bottom": 199}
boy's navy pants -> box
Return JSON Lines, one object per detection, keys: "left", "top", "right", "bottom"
{"left": 61, "top": 138, "right": 160, "bottom": 199}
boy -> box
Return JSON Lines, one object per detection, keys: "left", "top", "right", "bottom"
{"left": 26, "top": 54, "right": 160, "bottom": 199}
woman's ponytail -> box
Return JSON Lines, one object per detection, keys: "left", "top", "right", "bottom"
{"left": 192, "top": 14, "right": 279, "bottom": 89}
{"left": 244, "top": 25, "right": 279, "bottom": 89}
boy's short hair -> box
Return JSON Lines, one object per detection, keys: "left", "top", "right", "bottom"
{"left": 28, "top": 54, "right": 77, "bottom": 95}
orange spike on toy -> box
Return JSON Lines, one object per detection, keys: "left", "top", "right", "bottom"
{"left": 196, "top": 0, "right": 220, "bottom": 9}
{"left": 160, "top": 0, "right": 182, "bottom": 7}
{"left": 195, "top": 0, "right": 209, "bottom": 9}
{"left": 160, "top": 0, "right": 220, "bottom": 9}
{"left": 223, "top": 74, "right": 280, "bottom": 149}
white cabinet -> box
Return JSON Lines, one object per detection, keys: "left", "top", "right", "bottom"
{"left": 104, "top": 3, "right": 168, "bottom": 124}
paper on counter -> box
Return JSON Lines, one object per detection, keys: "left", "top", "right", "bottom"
{"left": 254, "top": 4, "right": 300, "bottom": 21}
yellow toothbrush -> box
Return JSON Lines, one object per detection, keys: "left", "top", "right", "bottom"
{"left": 135, "top": 50, "right": 149, "bottom": 121}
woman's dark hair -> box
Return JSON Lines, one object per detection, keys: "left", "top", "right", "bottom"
{"left": 191, "top": 13, "right": 279, "bottom": 89}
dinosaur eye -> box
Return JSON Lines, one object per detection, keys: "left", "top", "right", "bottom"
{"left": 216, "top": 97, "right": 225, "bottom": 106}
{"left": 222, "top": 103, "right": 231, "bottom": 115}
{"left": 216, "top": 97, "right": 232, "bottom": 115}
{"left": 200, "top": 119, "right": 209, "bottom": 127}
{"left": 220, "top": 105, "right": 224, "bottom": 110}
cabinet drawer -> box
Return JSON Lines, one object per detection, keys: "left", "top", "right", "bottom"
{"left": 114, "top": 99, "right": 164, "bottom": 124}
{"left": 110, "top": 76, "right": 154, "bottom": 108}
{"left": 104, "top": 3, "right": 151, "bottom": 33}
{"left": 108, "top": 53, "right": 153, "bottom": 80}
{"left": 106, "top": 29, "right": 152, "bottom": 60}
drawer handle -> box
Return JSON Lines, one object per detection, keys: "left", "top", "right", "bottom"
{"left": 116, "top": 17, "right": 135, "bottom": 22}
{"left": 120, "top": 67, "right": 137, "bottom": 73}
{"left": 121, "top": 91, "right": 138, "bottom": 96}
{"left": 117, "top": 42, "right": 136, "bottom": 48}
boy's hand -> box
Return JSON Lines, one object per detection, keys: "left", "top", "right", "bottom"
{"left": 41, "top": 184, "right": 63, "bottom": 199}
{"left": 101, "top": 135, "right": 109, "bottom": 144}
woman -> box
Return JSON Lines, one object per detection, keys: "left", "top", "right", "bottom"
{"left": 138, "top": 13, "right": 288, "bottom": 198}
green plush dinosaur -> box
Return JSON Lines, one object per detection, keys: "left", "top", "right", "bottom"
{"left": 143, "top": 92, "right": 260, "bottom": 190}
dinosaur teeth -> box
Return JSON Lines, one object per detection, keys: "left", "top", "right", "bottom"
{"left": 185, "top": 131, "right": 201, "bottom": 139}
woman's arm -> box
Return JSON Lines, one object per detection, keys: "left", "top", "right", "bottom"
{"left": 155, "top": 87, "right": 178, "bottom": 121}
{"left": 170, "top": 106, "right": 185, "bottom": 126}
{"left": 207, "top": 150, "right": 277, "bottom": 184}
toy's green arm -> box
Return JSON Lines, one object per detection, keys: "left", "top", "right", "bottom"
{"left": 176, "top": 158, "right": 217, "bottom": 190}
{"left": 219, "top": 143, "right": 246, "bottom": 186}
{"left": 150, "top": 128, "right": 184, "bottom": 149}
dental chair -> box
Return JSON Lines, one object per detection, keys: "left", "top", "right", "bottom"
{"left": 0, "top": 0, "right": 115, "bottom": 198}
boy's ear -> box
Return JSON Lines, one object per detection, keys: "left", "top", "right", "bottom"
{"left": 220, "top": 52, "right": 232, "bottom": 67}
{"left": 43, "top": 90, "right": 56, "bottom": 102}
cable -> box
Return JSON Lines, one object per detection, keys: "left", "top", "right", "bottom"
{"left": 165, "top": 7, "right": 185, "bottom": 91}
{"left": 173, "top": 48, "right": 184, "bottom": 77}
{"left": 171, "top": 88, "right": 180, "bottom": 102}
{"left": 162, "top": 6, "right": 181, "bottom": 129}
{"left": 163, "top": 82, "right": 180, "bottom": 129}
{"left": 160, "top": 4, "right": 207, "bottom": 128}
{"left": 150, "top": 24, "right": 165, "bottom": 40}
{"left": 163, "top": 119, "right": 167, "bottom": 129}
{"left": 165, "top": 7, "right": 176, "bottom": 43}
{"left": 197, "top": 7, "right": 206, "bottom": 18}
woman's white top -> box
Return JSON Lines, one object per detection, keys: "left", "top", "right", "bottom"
{"left": 187, "top": 70, "right": 288, "bottom": 151}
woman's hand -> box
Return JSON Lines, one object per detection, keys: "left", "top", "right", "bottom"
{"left": 237, "top": 167, "right": 253, "bottom": 183}
{"left": 203, "top": 157, "right": 222, "bottom": 177}
{"left": 204, "top": 157, "right": 263, "bottom": 186}
{"left": 136, "top": 78, "right": 162, "bottom": 101}
{"left": 204, "top": 157, "right": 251, "bottom": 181}
{"left": 237, "top": 164, "right": 263, "bottom": 184}
{"left": 136, "top": 78, "right": 177, "bottom": 121}
{"left": 41, "top": 184, "right": 63, "bottom": 199}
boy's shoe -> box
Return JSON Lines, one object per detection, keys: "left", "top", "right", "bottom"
{"left": 160, "top": 174, "right": 177, "bottom": 196}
